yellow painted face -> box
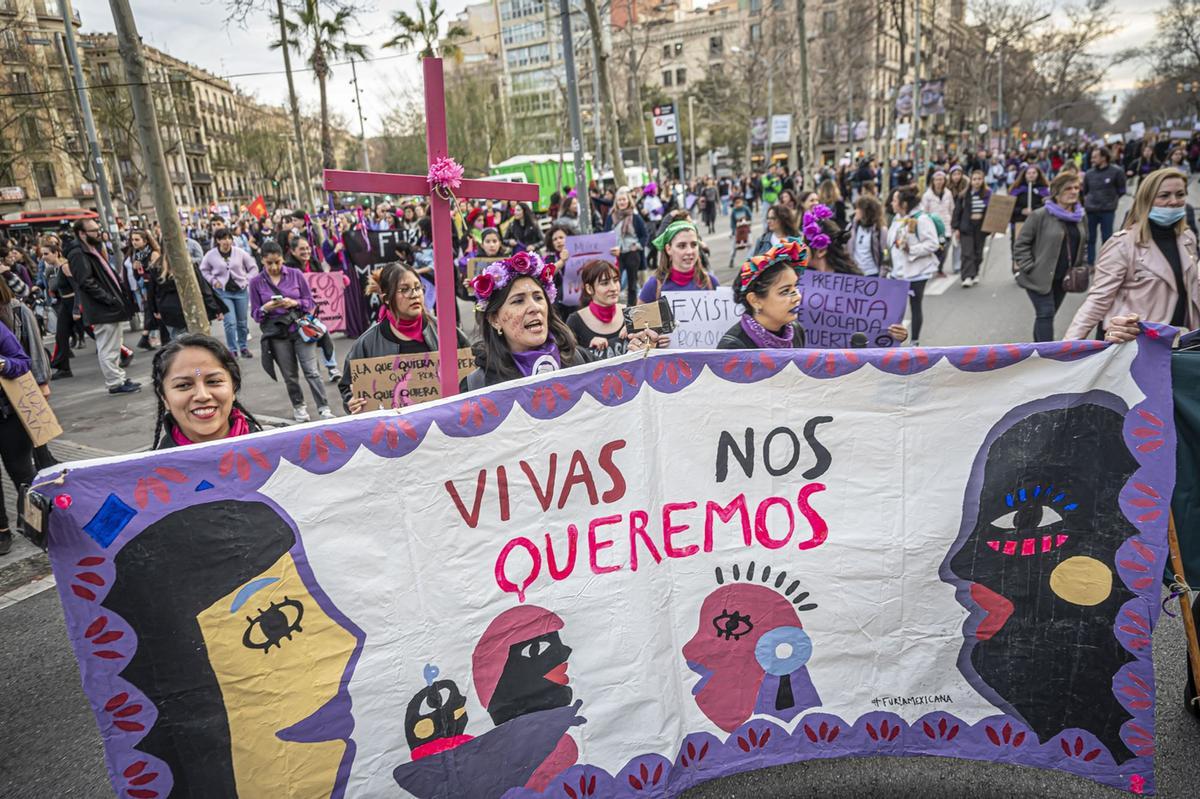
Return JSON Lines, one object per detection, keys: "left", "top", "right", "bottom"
{"left": 196, "top": 551, "right": 356, "bottom": 797}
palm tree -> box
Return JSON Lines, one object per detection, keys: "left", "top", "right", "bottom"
{"left": 271, "top": 0, "right": 368, "bottom": 170}
{"left": 383, "top": 0, "right": 469, "bottom": 61}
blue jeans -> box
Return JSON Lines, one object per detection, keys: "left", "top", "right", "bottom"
{"left": 1086, "top": 210, "right": 1115, "bottom": 265}
{"left": 215, "top": 286, "right": 249, "bottom": 351}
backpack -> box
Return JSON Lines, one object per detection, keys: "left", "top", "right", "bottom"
{"left": 913, "top": 210, "right": 947, "bottom": 243}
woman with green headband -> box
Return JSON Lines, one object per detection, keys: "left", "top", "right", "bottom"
{"left": 638, "top": 217, "right": 719, "bottom": 303}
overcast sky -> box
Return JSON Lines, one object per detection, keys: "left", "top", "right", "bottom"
{"left": 73, "top": 0, "right": 1163, "bottom": 137}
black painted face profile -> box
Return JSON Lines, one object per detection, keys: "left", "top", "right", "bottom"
{"left": 945, "top": 398, "right": 1140, "bottom": 762}
{"left": 486, "top": 631, "right": 573, "bottom": 726}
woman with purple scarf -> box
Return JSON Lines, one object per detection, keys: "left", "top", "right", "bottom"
{"left": 462, "top": 250, "right": 661, "bottom": 390}
{"left": 1013, "top": 172, "right": 1088, "bottom": 342}
{"left": 719, "top": 239, "right": 810, "bottom": 350}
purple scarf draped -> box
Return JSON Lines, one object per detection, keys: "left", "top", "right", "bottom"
{"left": 510, "top": 340, "right": 562, "bottom": 376}
{"left": 1044, "top": 200, "right": 1084, "bottom": 224}
{"left": 740, "top": 314, "right": 795, "bottom": 349}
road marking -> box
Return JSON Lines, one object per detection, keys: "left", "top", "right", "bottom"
{"left": 0, "top": 573, "right": 57, "bottom": 611}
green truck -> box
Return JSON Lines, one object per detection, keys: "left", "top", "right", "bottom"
{"left": 489, "top": 153, "right": 594, "bottom": 213}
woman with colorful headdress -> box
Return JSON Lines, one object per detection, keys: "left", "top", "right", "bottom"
{"left": 463, "top": 251, "right": 661, "bottom": 390}
{"left": 719, "top": 239, "right": 809, "bottom": 350}
{"left": 638, "top": 218, "right": 720, "bottom": 303}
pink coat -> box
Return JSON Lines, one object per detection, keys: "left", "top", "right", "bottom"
{"left": 1065, "top": 227, "right": 1200, "bottom": 339}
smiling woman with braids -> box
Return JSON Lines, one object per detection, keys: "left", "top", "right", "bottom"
{"left": 150, "top": 333, "right": 263, "bottom": 449}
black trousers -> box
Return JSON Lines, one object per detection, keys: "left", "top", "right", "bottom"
{"left": 960, "top": 231, "right": 988, "bottom": 280}
{"left": 1027, "top": 283, "right": 1067, "bottom": 343}
{"left": 909, "top": 279, "right": 927, "bottom": 342}
{"left": 618, "top": 250, "right": 642, "bottom": 307}
{"left": 0, "top": 413, "right": 35, "bottom": 530}
{"left": 50, "top": 300, "right": 74, "bottom": 371}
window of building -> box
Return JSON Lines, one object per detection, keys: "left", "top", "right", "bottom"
{"left": 1, "top": 30, "right": 17, "bottom": 51}
{"left": 506, "top": 43, "right": 550, "bottom": 68}
{"left": 98, "top": 62, "right": 111, "bottom": 80}
{"left": 709, "top": 36, "right": 722, "bottom": 55}
{"left": 749, "top": 0, "right": 761, "bottom": 13}
{"left": 12, "top": 71, "right": 31, "bottom": 94}
{"left": 32, "top": 162, "right": 55, "bottom": 197}
{"left": 750, "top": 23, "right": 762, "bottom": 41}
{"left": 662, "top": 70, "right": 673, "bottom": 87}
{"left": 822, "top": 10, "right": 837, "bottom": 32}
{"left": 503, "top": 20, "right": 544, "bottom": 46}
{"left": 674, "top": 42, "right": 683, "bottom": 55}
{"left": 662, "top": 44, "right": 671, "bottom": 59}
{"left": 709, "top": 63, "right": 723, "bottom": 78}
{"left": 500, "top": 0, "right": 543, "bottom": 21}
{"left": 21, "top": 115, "right": 39, "bottom": 144}
{"left": 675, "top": 68, "right": 686, "bottom": 85}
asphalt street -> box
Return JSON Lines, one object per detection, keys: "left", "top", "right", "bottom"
{"left": 2, "top": 194, "right": 1199, "bottom": 798}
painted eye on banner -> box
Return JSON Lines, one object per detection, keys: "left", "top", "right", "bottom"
{"left": 419, "top": 688, "right": 450, "bottom": 714}
{"left": 241, "top": 597, "right": 304, "bottom": 653}
{"left": 519, "top": 639, "right": 551, "bottom": 659}
{"left": 991, "top": 505, "right": 1064, "bottom": 532}
{"left": 712, "top": 610, "right": 754, "bottom": 641}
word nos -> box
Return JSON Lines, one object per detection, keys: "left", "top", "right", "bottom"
{"left": 449, "top": 421, "right": 834, "bottom": 601}
{"left": 798, "top": 272, "right": 908, "bottom": 349}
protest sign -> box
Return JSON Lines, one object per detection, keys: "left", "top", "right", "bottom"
{"left": 982, "top": 194, "right": 1017, "bottom": 234}
{"left": 466, "top": 257, "right": 504, "bottom": 283}
{"left": 41, "top": 335, "right": 1173, "bottom": 798}
{"left": 0, "top": 371, "right": 61, "bottom": 446}
{"left": 1129, "top": 122, "right": 1146, "bottom": 140}
{"left": 364, "top": 229, "right": 406, "bottom": 265}
{"left": 562, "top": 231, "right": 618, "bottom": 306}
{"left": 304, "top": 272, "right": 351, "bottom": 333}
{"left": 798, "top": 271, "right": 909, "bottom": 348}
{"left": 667, "top": 287, "right": 741, "bottom": 348}
{"left": 348, "top": 347, "right": 475, "bottom": 409}
{"left": 1171, "top": 129, "right": 1192, "bottom": 142}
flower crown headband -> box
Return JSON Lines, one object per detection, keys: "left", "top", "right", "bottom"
{"left": 738, "top": 237, "right": 810, "bottom": 293}
{"left": 801, "top": 203, "right": 834, "bottom": 251}
{"left": 470, "top": 250, "right": 557, "bottom": 312}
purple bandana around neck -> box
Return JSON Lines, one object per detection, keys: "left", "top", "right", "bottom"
{"left": 740, "top": 313, "right": 795, "bottom": 349}
{"left": 1044, "top": 200, "right": 1084, "bottom": 224}
{"left": 510, "top": 340, "right": 562, "bottom": 377}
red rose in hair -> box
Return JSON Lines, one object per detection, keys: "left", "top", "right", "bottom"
{"left": 472, "top": 272, "right": 495, "bottom": 300}
{"left": 540, "top": 262, "right": 557, "bottom": 284}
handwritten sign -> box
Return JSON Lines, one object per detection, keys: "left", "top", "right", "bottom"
{"left": 305, "top": 272, "right": 352, "bottom": 333}
{"left": 666, "top": 288, "right": 741, "bottom": 349}
{"left": 799, "top": 271, "right": 908, "bottom": 348}
{"left": 466, "top": 257, "right": 505, "bottom": 283}
{"left": 562, "top": 231, "right": 618, "bottom": 306}
{"left": 349, "top": 347, "right": 475, "bottom": 409}
{"left": 0, "top": 371, "right": 61, "bottom": 447}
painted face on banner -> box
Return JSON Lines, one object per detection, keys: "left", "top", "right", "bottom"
{"left": 196, "top": 549, "right": 358, "bottom": 793}
{"left": 945, "top": 397, "right": 1140, "bottom": 762}
{"left": 682, "top": 582, "right": 812, "bottom": 733}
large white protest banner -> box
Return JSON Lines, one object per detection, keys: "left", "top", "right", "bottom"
{"left": 40, "top": 334, "right": 1173, "bottom": 798}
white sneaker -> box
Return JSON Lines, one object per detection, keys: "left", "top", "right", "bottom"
{"left": 328, "top": 370, "right": 342, "bottom": 384}
{"left": 318, "top": 406, "right": 335, "bottom": 420}
{"left": 293, "top": 405, "right": 310, "bottom": 422}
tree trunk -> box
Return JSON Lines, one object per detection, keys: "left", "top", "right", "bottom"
{"left": 108, "top": 0, "right": 209, "bottom": 334}
{"left": 277, "top": 0, "right": 313, "bottom": 209}
{"left": 583, "top": 0, "right": 625, "bottom": 185}
{"left": 318, "top": 66, "right": 334, "bottom": 169}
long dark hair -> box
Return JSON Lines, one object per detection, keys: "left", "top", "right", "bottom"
{"left": 816, "top": 219, "right": 861, "bottom": 275}
{"left": 472, "top": 275, "right": 578, "bottom": 381}
{"left": 770, "top": 204, "right": 800, "bottom": 238}
{"left": 150, "top": 333, "right": 261, "bottom": 448}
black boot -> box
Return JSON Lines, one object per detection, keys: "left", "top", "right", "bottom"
{"left": 0, "top": 529, "right": 12, "bottom": 556}
{"left": 137, "top": 334, "right": 154, "bottom": 351}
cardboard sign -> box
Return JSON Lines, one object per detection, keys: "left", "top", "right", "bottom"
{"left": 305, "top": 272, "right": 352, "bottom": 333}
{"left": 666, "top": 288, "right": 741, "bottom": 349}
{"left": 466, "top": 257, "right": 505, "bottom": 283}
{"left": 562, "top": 231, "right": 618, "bottom": 306}
{"left": 981, "top": 194, "right": 1017, "bottom": 234}
{"left": 348, "top": 347, "right": 475, "bottom": 409}
{"left": 798, "top": 272, "right": 909, "bottom": 348}
{"left": 0, "top": 371, "right": 61, "bottom": 447}
{"left": 41, "top": 335, "right": 1175, "bottom": 799}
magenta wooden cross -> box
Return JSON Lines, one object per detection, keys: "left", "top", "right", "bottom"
{"left": 324, "top": 58, "right": 539, "bottom": 398}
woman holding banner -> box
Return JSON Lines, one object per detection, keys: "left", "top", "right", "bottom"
{"left": 463, "top": 251, "right": 660, "bottom": 389}
{"left": 565, "top": 260, "right": 630, "bottom": 356}
{"left": 638, "top": 220, "right": 720, "bottom": 302}
{"left": 150, "top": 333, "right": 264, "bottom": 449}
{"left": 340, "top": 264, "right": 470, "bottom": 414}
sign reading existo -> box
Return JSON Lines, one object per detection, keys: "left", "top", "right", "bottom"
{"left": 42, "top": 335, "right": 1172, "bottom": 797}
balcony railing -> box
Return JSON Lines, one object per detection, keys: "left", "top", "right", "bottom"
{"left": 191, "top": 172, "right": 213, "bottom": 184}
{"left": 184, "top": 141, "right": 206, "bottom": 156}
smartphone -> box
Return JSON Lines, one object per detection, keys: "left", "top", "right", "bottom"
{"left": 270, "top": 294, "right": 284, "bottom": 302}
{"left": 623, "top": 297, "right": 676, "bottom": 335}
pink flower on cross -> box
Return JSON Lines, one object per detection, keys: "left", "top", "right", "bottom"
{"left": 426, "top": 156, "right": 464, "bottom": 193}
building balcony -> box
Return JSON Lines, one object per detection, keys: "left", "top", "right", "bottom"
{"left": 0, "top": 0, "right": 17, "bottom": 15}
{"left": 170, "top": 171, "right": 186, "bottom": 184}
{"left": 191, "top": 172, "right": 213, "bottom": 184}
{"left": 184, "top": 141, "right": 207, "bottom": 156}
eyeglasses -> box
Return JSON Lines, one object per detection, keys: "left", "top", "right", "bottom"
{"left": 396, "top": 285, "right": 424, "bottom": 297}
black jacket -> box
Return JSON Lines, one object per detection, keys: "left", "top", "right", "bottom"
{"left": 145, "top": 266, "right": 224, "bottom": 330}
{"left": 461, "top": 345, "right": 596, "bottom": 391}
{"left": 952, "top": 190, "right": 991, "bottom": 234}
{"left": 337, "top": 317, "right": 469, "bottom": 411}
{"left": 65, "top": 236, "right": 133, "bottom": 326}
{"left": 718, "top": 320, "right": 806, "bottom": 349}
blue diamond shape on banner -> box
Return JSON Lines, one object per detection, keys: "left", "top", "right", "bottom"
{"left": 195, "top": 480, "right": 214, "bottom": 492}
{"left": 82, "top": 494, "right": 137, "bottom": 549}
